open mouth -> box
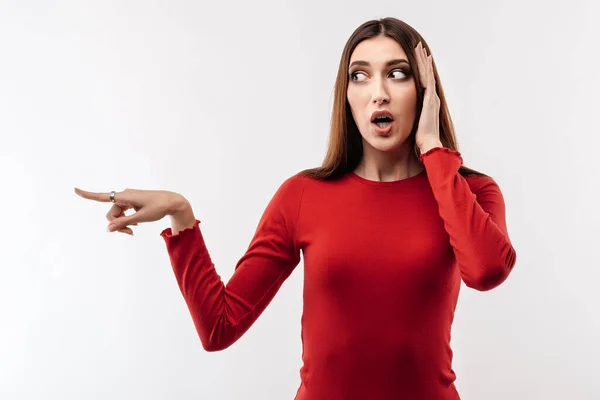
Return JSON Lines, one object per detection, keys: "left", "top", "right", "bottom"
{"left": 371, "top": 111, "right": 394, "bottom": 129}
{"left": 372, "top": 115, "right": 393, "bottom": 128}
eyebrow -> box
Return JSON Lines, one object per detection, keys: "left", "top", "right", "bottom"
{"left": 349, "top": 59, "right": 410, "bottom": 68}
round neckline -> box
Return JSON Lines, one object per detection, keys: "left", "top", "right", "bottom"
{"left": 348, "top": 169, "right": 427, "bottom": 187}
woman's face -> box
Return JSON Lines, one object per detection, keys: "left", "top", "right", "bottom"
{"left": 347, "top": 35, "right": 417, "bottom": 153}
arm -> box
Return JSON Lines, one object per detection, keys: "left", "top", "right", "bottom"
{"left": 420, "top": 146, "right": 517, "bottom": 291}
{"left": 160, "top": 175, "right": 305, "bottom": 351}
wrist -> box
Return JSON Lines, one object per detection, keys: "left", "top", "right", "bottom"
{"left": 418, "top": 140, "right": 443, "bottom": 155}
{"left": 168, "top": 194, "right": 196, "bottom": 234}
{"left": 167, "top": 193, "right": 190, "bottom": 216}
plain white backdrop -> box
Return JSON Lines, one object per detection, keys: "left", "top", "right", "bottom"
{"left": 1, "top": 0, "right": 599, "bottom": 399}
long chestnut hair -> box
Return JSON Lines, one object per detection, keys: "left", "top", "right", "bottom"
{"left": 300, "top": 17, "right": 486, "bottom": 180}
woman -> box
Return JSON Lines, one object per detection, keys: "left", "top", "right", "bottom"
{"left": 76, "top": 17, "right": 517, "bottom": 400}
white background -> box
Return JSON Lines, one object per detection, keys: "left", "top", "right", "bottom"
{"left": 1, "top": 0, "right": 599, "bottom": 399}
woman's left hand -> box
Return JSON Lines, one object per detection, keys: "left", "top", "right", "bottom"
{"left": 414, "top": 41, "right": 443, "bottom": 154}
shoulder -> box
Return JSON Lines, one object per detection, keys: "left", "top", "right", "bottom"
{"left": 275, "top": 172, "right": 311, "bottom": 196}
{"left": 266, "top": 172, "right": 312, "bottom": 213}
{"left": 272, "top": 170, "right": 333, "bottom": 210}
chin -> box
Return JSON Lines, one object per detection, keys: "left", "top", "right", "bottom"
{"left": 362, "top": 126, "right": 409, "bottom": 153}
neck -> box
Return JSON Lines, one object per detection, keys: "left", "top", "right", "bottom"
{"left": 353, "top": 141, "right": 424, "bottom": 182}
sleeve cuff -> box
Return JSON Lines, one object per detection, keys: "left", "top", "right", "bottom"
{"left": 419, "top": 146, "right": 464, "bottom": 182}
{"left": 160, "top": 219, "right": 202, "bottom": 239}
{"left": 419, "top": 146, "right": 463, "bottom": 163}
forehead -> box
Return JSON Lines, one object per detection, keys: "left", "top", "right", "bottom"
{"left": 349, "top": 36, "right": 408, "bottom": 65}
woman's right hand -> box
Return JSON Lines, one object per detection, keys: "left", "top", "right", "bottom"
{"left": 74, "top": 187, "right": 190, "bottom": 235}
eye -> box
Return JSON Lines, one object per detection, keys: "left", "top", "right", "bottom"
{"left": 350, "top": 71, "right": 367, "bottom": 82}
{"left": 389, "top": 69, "right": 409, "bottom": 79}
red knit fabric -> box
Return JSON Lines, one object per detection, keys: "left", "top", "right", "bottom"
{"left": 161, "top": 147, "right": 517, "bottom": 399}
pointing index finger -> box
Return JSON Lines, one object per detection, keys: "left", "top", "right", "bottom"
{"left": 74, "top": 187, "right": 113, "bottom": 203}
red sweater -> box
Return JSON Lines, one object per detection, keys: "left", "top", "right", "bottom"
{"left": 160, "top": 147, "right": 517, "bottom": 399}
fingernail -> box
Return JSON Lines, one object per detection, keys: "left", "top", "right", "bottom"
{"left": 108, "top": 224, "right": 116, "bottom": 232}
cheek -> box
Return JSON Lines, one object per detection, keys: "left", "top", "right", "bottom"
{"left": 346, "top": 88, "right": 358, "bottom": 109}
{"left": 347, "top": 87, "right": 369, "bottom": 122}
{"left": 394, "top": 85, "right": 417, "bottom": 109}
{"left": 393, "top": 91, "right": 417, "bottom": 124}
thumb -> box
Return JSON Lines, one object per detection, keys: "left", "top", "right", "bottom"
{"left": 108, "top": 213, "right": 142, "bottom": 232}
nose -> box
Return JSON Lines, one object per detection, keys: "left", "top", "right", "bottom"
{"left": 372, "top": 79, "right": 390, "bottom": 104}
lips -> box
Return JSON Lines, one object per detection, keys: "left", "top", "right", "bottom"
{"left": 370, "top": 110, "right": 394, "bottom": 123}
{"left": 370, "top": 110, "right": 394, "bottom": 136}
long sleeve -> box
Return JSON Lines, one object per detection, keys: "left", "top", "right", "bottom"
{"left": 420, "top": 146, "right": 517, "bottom": 291}
{"left": 160, "top": 175, "right": 305, "bottom": 351}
